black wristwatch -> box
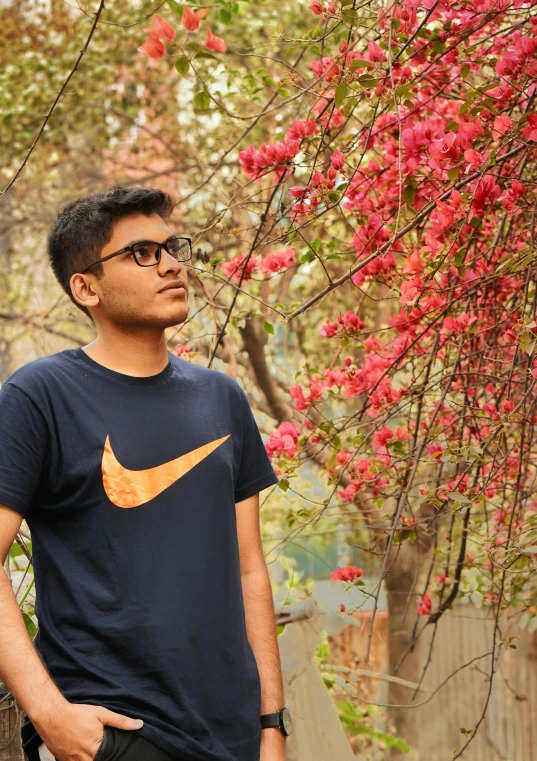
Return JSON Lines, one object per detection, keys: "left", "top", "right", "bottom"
{"left": 260, "top": 706, "right": 293, "bottom": 737}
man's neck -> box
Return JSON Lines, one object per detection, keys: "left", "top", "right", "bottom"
{"left": 81, "top": 331, "right": 170, "bottom": 377}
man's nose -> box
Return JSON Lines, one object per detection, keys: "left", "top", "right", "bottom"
{"left": 158, "top": 250, "right": 185, "bottom": 277}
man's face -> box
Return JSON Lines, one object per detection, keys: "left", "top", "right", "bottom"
{"left": 73, "top": 212, "right": 190, "bottom": 329}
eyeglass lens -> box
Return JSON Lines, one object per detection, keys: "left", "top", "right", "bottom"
{"left": 132, "top": 238, "right": 191, "bottom": 266}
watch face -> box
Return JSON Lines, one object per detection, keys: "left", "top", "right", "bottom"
{"left": 281, "top": 707, "right": 293, "bottom": 735}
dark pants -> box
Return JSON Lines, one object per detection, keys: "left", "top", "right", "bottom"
{"left": 33, "top": 726, "right": 175, "bottom": 761}
{"left": 92, "top": 726, "right": 175, "bottom": 761}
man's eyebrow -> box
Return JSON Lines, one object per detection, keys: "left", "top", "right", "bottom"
{"left": 122, "top": 234, "right": 176, "bottom": 250}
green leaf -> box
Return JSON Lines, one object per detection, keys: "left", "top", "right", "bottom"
{"left": 394, "top": 82, "right": 413, "bottom": 98}
{"left": 311, "top": 238, "right": 322, "bottom": 253}
{"left": 343, "top": 96, "right": 358, "bottom": 117}
{"left": 348, "top": 59, "right": 371, "bottom": 71}
{"left": 193, "top": 91, "right": 210, "bottom": 110}
{"left": 335, "top": 81, "right": 348, "bottom": 109}
{"left": 220, "top": 8, "right": 232, "bottom": 24}
{"left": 167, "top": 0, "right": 184, "bottom": 18}
{"left": 447, "top": 166, "right": 460, "bottom": 182}
{"left": 403, "top": 182, "right": 416, "bottom": 207}
{"left": 460, "top": 63, "right": 470, "bottom": 79}
{"left": 263, "top": 320, "right": 274, "bottom": 335}
{"left": 327, "top": 190, "right": 341, "bottom": 203}
{"left": 175, "top": 56, "right": 190, "bottom": 77}
{"left": 210, "top": 257, "right": 223, "bottom": 267}
{"left": 186, "top": 42, "right": 219, "bottom": 61}
{"left": 454, "top": 249, "right": 466, "bottom": 266}
{"left": 447, "top": 492, "right": 472, "bottom": 504}
{"left": 458, "top": 93, "right": 478, "bottom": 115}
{"left": 524, "top": 337, "right": 535, "bottom": 357}
{"left": 357, "top": 75, "right": 377, "bottom": 88}
{"left": 22, "top": 612, "right": 37, "bottom": 639}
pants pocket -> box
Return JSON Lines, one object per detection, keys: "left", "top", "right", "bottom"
{"left": 92, "top": 726, "right": 110, "bottom": 761}
{"left": 37, "top": 728, "right": 109, "bottom": 761}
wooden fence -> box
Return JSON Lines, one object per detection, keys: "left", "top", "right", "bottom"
{"left": 328, "top": 602, "right": 537, "bottom": 761}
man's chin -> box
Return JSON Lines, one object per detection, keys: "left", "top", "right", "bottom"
{"left": 162, "top": 307, "right": 189, "bottom": 329}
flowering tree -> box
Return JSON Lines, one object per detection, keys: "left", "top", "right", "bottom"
{"left": 3, "top": 0, "right": 537, "bottom": 755}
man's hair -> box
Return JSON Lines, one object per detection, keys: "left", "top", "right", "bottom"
{"left": 47, "top": 186, "right": 177, "bottom": 321}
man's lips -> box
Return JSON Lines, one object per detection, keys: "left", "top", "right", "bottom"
{"left": 158, "top": 281, "right": 187, "bottom": 294}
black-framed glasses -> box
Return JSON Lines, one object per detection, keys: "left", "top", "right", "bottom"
{"left": 80, "top": 236, "right": 192, "bottom": 274}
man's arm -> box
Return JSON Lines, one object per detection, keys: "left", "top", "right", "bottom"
{"left": 0, "top": 505, "right": 71, "bottom": 724}
{"left": 0, "top": 504, "right": 144, "bottom": 760}
{"left": 236, "top": 492, "right": 287, "bottom": 760}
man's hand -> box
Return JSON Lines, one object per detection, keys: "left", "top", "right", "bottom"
{"left": 260, "top": 728, "right": 287, "bottom": 761}
{"left": 35, "top": 702, "right": 144, "bottom": 761}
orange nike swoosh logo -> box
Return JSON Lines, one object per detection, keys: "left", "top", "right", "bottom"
{"left": 102, "top": 433, "right": 231, "bottom": 508}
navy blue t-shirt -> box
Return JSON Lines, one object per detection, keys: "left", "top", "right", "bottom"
{"left": 0, "top": 347, "right": 280, "bottom": 761}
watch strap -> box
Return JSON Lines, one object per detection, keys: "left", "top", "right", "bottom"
{"left": 260, "top": 711, "right": 281, "bottom": 729}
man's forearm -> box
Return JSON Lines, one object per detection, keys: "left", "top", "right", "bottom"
{"left": 0, "top": 568, "right": 69, "bottom": 730}
{"left": 241, "top": 567, "right": 285, "bottom": 713}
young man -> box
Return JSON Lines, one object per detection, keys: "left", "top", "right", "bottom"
{"left": 0, "top": 187, "right": 292, "bottom": 761}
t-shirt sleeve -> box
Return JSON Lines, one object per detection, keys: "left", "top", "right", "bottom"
{"left": 0, "top": 382, "right": 50, "bottom": 518}
{"left": 233, "top": 382, "right": 279, "bottom": 503}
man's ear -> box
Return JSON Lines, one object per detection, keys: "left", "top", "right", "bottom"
{"left": 70, "top": 272, "right": 100, "bottom": 313}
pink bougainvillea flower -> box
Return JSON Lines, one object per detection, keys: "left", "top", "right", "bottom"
{"left": 416, "top": 593, "right": 432, "bottom": 616}
{"left": 367, "top": 39, "right": 386, "bottom": 62}
{"left": 138, "top": 36, "right": 166, "bottom": 59}
{"left": 238, "top": 138, "right": 300, "bottom": 181}
{"left": 500, "top": 179, "right": 527, "bottom": 211}
{"left": 259, "top": 248, "right": 296, "bottom": 274}
{"left": 502, "top": 399, "right": 515, "bottom": 414}
{"left": 285, "top": 118, "right": 318, "bottom": 140}
{"left": 311, "top": 56, "right": 340, "bottom": 82}
{"left": 182, "top": 5, "right": 210, "bottom": 32}
{"left": 331, "top": 149, "right": 345, "bottom": 171}
{"left": 143, "top": 13, "right": 176, "bottom": 42}
{"left": 486, "top": 84, "right": 513, "bottom": 101}
{"left": 521, "top": 114, "right": 537, "bottom": 141}
{"left": 266, "top": 421, "right": 300, "bottom": 458}
{"left": 205, "top": 27, "right": 227, "bottom": 53}
{"left": 221, "top": 253, "right": 259, "bottom": 281}
{"left": 442, "top": 312, "right": 478, "bottom": 335}
{"left": 400, "top": 275, "right": 424, "bottom": 305}
{"left": 492, "top": 113, "right": 513, "bottom": 140}
{"left": 330, "top": 565, "right": 364, "bottom": 583}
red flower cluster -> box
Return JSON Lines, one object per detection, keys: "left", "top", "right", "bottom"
{"left": 266, "top": 422, "right": 300, "bottom": 459}
{"left": 319, "top": 310, "right": 366, "bottom": 338}
{"left": 330, "top": 565, "right": 364, "bottom": 583}
{"left": 416, "top": 593, "right": 432, "bottom": 616}
{"left": 138, "top": 14, "right": 175, "bottom": 59}
{"left": 138, "top": 9, "right": 226, "bottom": 61}
{"left": 238, "top": 139, "right": 300, "bottom": 182}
